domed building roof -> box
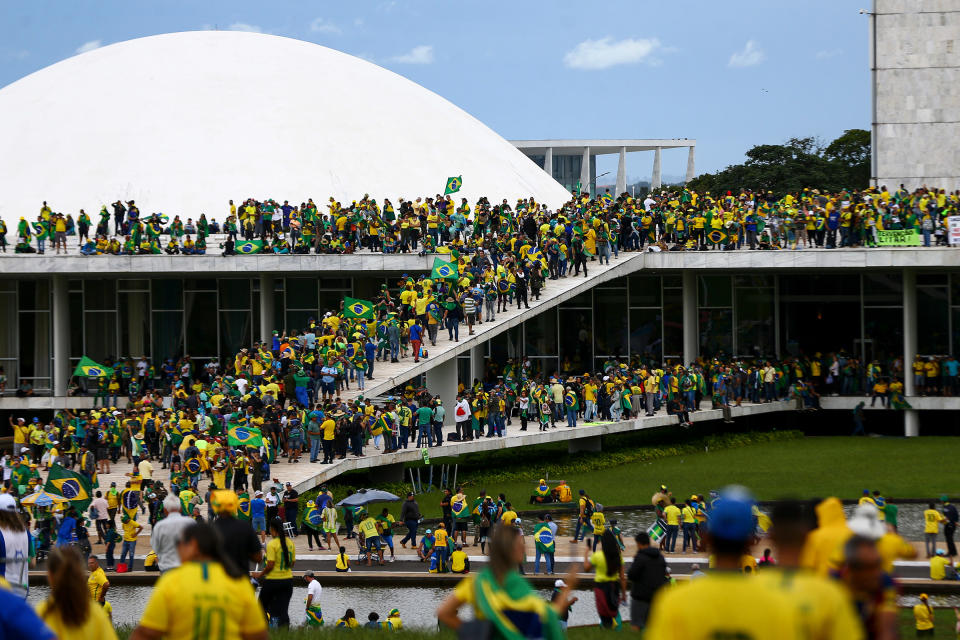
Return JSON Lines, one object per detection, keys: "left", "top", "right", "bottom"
{"left": 0, "top": 31, "right": 570, "bottom": 220}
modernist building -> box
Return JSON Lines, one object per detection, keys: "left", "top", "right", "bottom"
{"left": 512, "top": 139, "right": 696, "bottom": 195}
{"left": 871, "top": 0, "right": 960, "bottom": 188}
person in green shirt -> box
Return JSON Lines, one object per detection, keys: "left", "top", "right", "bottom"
{"left": 415, "top": 403, "right": 434, "bottom": 447}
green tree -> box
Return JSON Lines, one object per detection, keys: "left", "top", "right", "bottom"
{"left": 688, "top": 129, "right": 870, "bottom": 197}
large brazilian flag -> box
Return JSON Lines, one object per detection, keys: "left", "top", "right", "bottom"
{"left": 343, "top": 297, "right": 375, "bottom": 320}
{"left": 44, "top": 464, "right": 93, "bottom": 513}
{"left": 227, "top": 425, "right": 263, "bottom": 447}
{"left": 72, "top": 356, "right": 113, "bottom": 378}
{"left": 706, "top": 229, "right": 728, "bottom": 245}
{"left": 235, "top": 239, "right": 263, "bottom": 255}
{"left": 430, "top": 258, "right": 458, "bottom": 281}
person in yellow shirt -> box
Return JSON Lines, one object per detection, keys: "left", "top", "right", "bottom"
{"left": 590, "top": 504, "right": 606, "bottom": 551}
{"left": 680, "top": 500, "right": 699, "bottom": 552}
{"left": 913, "top": 593, "right": 934, "bottom": 636}
{"left": 252, "top": 519, "right": 296, "bottom": 627}
{"left": 759, "top": 502, "right": 865, "bottom": 640}
{"left": 37, "top": 547, "right": 118, "bottom": 640}
{"left": 924, "top": 502, "right": 946, "bottom": 558}
{"left": 87, "top": 556, "right": 109, "bottom": 604}
{"left": 132, "top": 521, "right": 267, "bottom": 640}
{"left": 646, "top": 488, "right": 802, "bottom": 640}
{"left": 930, "top": 549, "right": 954, "bottom": 580}
{"left": 662, "top": 497, "right": 682, "bottom": 553}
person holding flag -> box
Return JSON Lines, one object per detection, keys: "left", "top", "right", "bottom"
{"left": 564, "top": 386, "right": 579, "bottom": 428}
{"left": 534, "top": 514, "right": 557, "bottom": 575}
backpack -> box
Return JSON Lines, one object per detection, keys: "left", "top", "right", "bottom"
{"left": 582, "top": 497, "right": 595, "bottom": 519}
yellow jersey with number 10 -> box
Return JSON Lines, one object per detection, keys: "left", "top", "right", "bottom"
{"left": 139, "top": 561, "right": 266, "bottom": 639}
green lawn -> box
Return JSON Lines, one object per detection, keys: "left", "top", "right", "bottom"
{"left": 404, "top": 436, "right": 960, "bottom": 518}
{"left": 114, "top": 608, "right": 960, "bottom": 638}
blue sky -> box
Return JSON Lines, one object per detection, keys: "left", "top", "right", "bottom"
{"left": 0, "top": 0, "right": 869, "bottom": 181}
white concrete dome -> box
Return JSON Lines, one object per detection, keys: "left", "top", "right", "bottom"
{"left": 0, "top": 31, "right": 570, "bottom": 220}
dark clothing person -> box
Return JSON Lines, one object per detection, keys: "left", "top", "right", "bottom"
{"left": 213, "top": 515, "right": 261, "bottom": 574}
{"left": 626, "top": 545, "right": 668, "bottom": 630}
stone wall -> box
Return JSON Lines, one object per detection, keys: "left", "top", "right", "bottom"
{"left": 874, "top": 0, "right": 960, "bottom": 189}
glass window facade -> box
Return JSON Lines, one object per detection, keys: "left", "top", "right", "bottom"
{"left": 8, "top": 269, "right": 960, "bottom": 395}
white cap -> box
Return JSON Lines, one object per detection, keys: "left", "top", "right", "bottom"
{"left": 255, "top": 490, "right": 263, "bottom": 496}
{"left": 0, "top": 494, "right": 17, "bottom": 512}
{"left": 554, "top": 579, "right": 566, "bottom": 588}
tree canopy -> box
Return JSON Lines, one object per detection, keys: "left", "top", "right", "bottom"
{"left": 688, "top": 129, "right": 870, "bottom": 197}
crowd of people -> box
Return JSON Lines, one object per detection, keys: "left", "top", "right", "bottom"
{"left": 2, "top": 436, "right": 960, "bottom": 639}
{"left": 2, "top": 185, "right": 958, "bottom": 256}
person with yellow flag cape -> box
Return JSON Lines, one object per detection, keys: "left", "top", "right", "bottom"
{"left": 533, "top": 517, "right": 556, "bottom": 574}
{"left": 119, "top": 482, "right": 141, "bottom": 522}
{"left": 451, "top": 488, "right": 470, "bottom": 546}
{"left": 437, "top": 526, "right": 565, "bottom": 640}
{"left": 531, "top": 479, "right": 550, "bottom": 505}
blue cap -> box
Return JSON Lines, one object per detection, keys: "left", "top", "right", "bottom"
{"left": 707, "top": 487, "right": 756, "bottom": 542}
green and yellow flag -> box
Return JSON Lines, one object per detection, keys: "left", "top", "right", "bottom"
{"left": 431, "top": 257, "right": 458, "bottom": 281}
{"left": 706, "top": 229, "right": 728, "bottom": 245}
{"left": 444, "top": 176, "right": 462, "bottom": 195}
{"left": 72, "top": 356, "right": 113, "bottom": 378}
{"left": 343, "top": 297, "right": 375, "bottom": 320}
{"left": 44, "top": 464, "right": 93, "bottom": 513}
{"left": 227, "top": 425, "right": 263, "bottom": 447}
{"left": 235, "top": 239, "right": 263, "bottom": 255}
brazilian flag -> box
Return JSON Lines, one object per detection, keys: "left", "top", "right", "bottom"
{"left": 44, "top": 464, "right": 93, "bottom": 512}
{"left": 72, "top": 356, "right": 114, "bottom": 378}
{"left": 564, "top": 390, "right": 579, "bottom": 410}
{"left": 236, "top": 239, "right": 263, "bottom": 255}
{"left": 706, "top": 229, "right": 727, "bottom": 245}
{"left": 371, "top": 415, "right": 390, "bottom": 436}
{"left": 306, "top": 606, "right": 324, "bottom": 627}
{"left": 497, "top": 279, "right": 512, "bottom": 294}
{"left": 343, "top": 297, "right": 375, "bottom": 320}
{"left": 533, "top": 523, "right": 555, "bottom": 553}
{"left": 227, "top": 425, "right": 263, "bottom": 447}
{"left": 238, "top": 492, "right": 251, "bottom": 520}
{"left": 451, "top": 495, "right": 468, "bottom": 519}
{"left": 430, "top": 258, "right": 458, "bottom": 281}
{"left": 302, "top": 502, "right": 323, "bottom": 531}
{"left": 185, "top": 456, "right": 202, "bottom": 475}
{"left": 600, "top": 192, "right": 613, "bottom": 206}
{"left": 444, "top": 176, "right": 462, "bottom": 195}
{"left": 121, "top": 487, "right": 141, "bottom": 521}
{"left": 32, "top": 222, "right": 48, "bottom": 238}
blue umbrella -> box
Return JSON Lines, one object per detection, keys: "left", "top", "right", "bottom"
{"left": 336, "top": 489, "right": 401, "bottom": 507}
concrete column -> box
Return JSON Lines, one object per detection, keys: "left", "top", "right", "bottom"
{"left": 543, "top": 147, "right": 553, "bottom": 179}
{"left": 260, "top": 274, "right": 275, "bottom": 344}
{"left": 682, "top": 271, "right": 698, "bottom": 366}
{"left": 52, "top": 275, "right": 69, "bottom": 397}
{"left": 426, "top": 357, "right": 458, "bottom": 426}
{"left": 903, "top": 268, "right": 919, "bottom": 436}
{"left": 469, "top": 344, "right": 485, "bottom": 386}
{"left": 568, "top": 435, "right": 602, "bottom": 454}
{"left": 651, "top": 147, "right": 662, "bottom": 191}
{"left": 378, "top": 462, "right": 407, "bottom": 483}
{"left": 579, "top": 146, "right": 591, "bottom": 196}
{"left": 685, "top": 146, "right": 696, "bottom": 183}
{"left": 615, "top": 146, "right": 627, "bottom": 196}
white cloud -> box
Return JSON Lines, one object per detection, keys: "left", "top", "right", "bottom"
{"left": 563, "top": 37, "right": 662, "bottom": 70}
{"left": 226, "top": 22, "right": 263, "bottom": 33}
{"left": 389, "top": 45, "right": 434, "bottom": 64}
{"left": 816, "top": 48, "right": 843, "bottom": 59}
{"left": 75, "top": 40, "right": 102, "bottom": 54}
{"left": 728, "top": 40, "right": 764, "bottom": 67}
{"left": 309, "top": 17, "right": 341, "bottom": 34}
